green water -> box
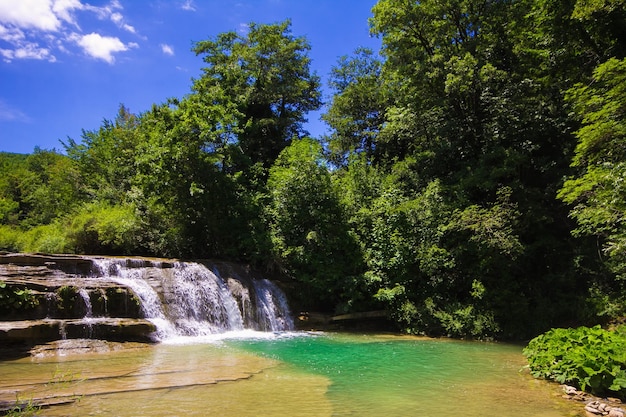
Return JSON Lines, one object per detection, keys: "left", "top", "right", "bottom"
{"left": 0, "top": 333, "right": 582, "bottom": 416}
{"left": 230, "top": 333, "right": 580, "bottom": 416}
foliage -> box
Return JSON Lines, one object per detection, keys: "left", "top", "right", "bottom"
{"left": 266, "top": 138, "right": 363, "bottom": 309}
{"left": 0, "top": 281, "right": 39, "bottom": 312}
{"left": 55, "top": 285, "right": 78, "bottom": 316}
{"left": 323, "top": 47, "right": 387, "bottom": 165}
{"left": 4, "top": 399, "right": 40, "bottom": 417}
{"left": 559, "top": 58, "right": 626, "bottom": 281}
{"left": 66, "top": 202, "right": 141, "bottom": 255}
{"left": 3, "top": 4, "right": 626, "bottom": 341}
{"left": 523, "top": 326, "right": 626, "bottom": 398}
{"left": 63, "top": 105, "right": 140, "bottom": 204}
{"left": 192, "top": 19, "right": 322, "bottom": 174}
{"left": 0, "top": 224, "right": 20, "bottom": 251}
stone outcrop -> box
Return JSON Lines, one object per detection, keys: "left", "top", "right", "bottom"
{"left": 0, "top": 252, "right": 296, "bottom": 357}
{"left": 0, "top": 253, "right": 156, "bottom": 356}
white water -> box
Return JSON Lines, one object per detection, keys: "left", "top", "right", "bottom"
{"left": 90, "top": 258, "right": 293, "bottom": 341}
{"left": 77, "top": 288, "right": 93, "bottom": 318}
{"left": 253, "top": 279, "right": 295, "bottom": 331}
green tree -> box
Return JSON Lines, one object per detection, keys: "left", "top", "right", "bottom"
{"left": 362, "top": 0, "right": 595, "bottom": 337}
{"left": 323, "top": 48, "right": 388, "bottom": 166}
{"left": 64, "top": 105, "right": 140, "bottom": 204}
{"left": 0, "top": 153, "right": 28, "bottom": 225}
{"left": 266, "top": 138, "right": 362, "bottom": 310}
{"left": 192, "top": 20, "right": 322, "bottom": 176}
{"left": 559, "top": 58, "right": 626, "bottom": 286}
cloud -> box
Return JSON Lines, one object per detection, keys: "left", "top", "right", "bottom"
{"left": 52, "top": 0, "right": 84, "bottom": 28}
{"left": 74, "top": 32, "right": 134, "bottom": 64}
{"left": 0, "top": 30, "right": 55, "bottom": 63}
{"left": 237, "top": 22, "right": 249, "bottom": 35}
{"left": 0, "top": 99, "right": 30, "bottom": 122}
{"left": 110, "top": 11, "right": 136, "bottom": 33}
{"left": 0, "top": 24, "right": 25, "bottom": 43}
{"left": 0, "top": 0, "right": 139, "bottom": 63}
{"left": 181, "top": 0, "right": 196, "bottom": 11}
{"left": 0, "top": 0, "right": 63, "bottom": 31}
{"left": 161, "top": 43, "right": 174, "bottom": 56}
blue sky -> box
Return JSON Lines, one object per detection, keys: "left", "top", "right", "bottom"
{"left": 0, "top": 0, "right": 380, "bottom": 154}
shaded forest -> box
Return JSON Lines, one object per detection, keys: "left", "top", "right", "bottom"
{"left": 1, "top": 0, "right": 625, "bottom": 339}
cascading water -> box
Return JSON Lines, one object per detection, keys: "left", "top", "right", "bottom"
{"left": 253, "top": 279, "right": 295, "bottom": 331}
{"left": 90, "top": 258, "right": 293, "bottom": 340}
{"left": 77, "top": 288, "right": 93, "bottom": 318}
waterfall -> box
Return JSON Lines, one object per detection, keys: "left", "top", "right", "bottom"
{"left": 253, "top": 279, "right": 295, "bottom": 331}
{"left": 90, "top": 258, "right": 293, "bottom": 340}
{"left": 78, "top": 288, "right": 93, "bottom": 318}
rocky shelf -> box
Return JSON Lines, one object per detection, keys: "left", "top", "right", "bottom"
{"left": 0, "top": 253, "right": 157, "bottom": 357}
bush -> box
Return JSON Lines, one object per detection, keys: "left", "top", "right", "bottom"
{"left": 0, "top": 281, "right": 39, "bottom": 313}
{"left": 19, "top": 223, "right": 70, "bottom": 253}
{"left": 67, "top": 202, "right": 141, "bottom": 254}
{"left": 0, "top": 225, "right": 20, "bottom": 251}
{"left": 523, "top": 326, "right": 626, "bottom": 398}
{"left": 0, "top": 223, "right": 70, "bottom": 254}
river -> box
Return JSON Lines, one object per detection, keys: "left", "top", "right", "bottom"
{"left": 0, "top": 332, "right": 582, "bottom": 416}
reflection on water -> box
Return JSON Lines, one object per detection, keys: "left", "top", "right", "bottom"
{"left": 0, "top": 333, "right": 582, "bottom": 417}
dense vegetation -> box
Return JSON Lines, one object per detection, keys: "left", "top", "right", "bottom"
{"left": 1, "top": 0, "right": 625, "bottom": 340}
{"left": 524, "top": 326, "right": 626, "bottom": 399}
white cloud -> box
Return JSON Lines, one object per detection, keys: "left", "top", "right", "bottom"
{"left": 0, "top": 48, "right": 13, "bottom": 62}
{"left": 122, "top": 23, "right": 136, "bottom": 33}
{"left": 0, "top": 24, "right": 25, "bottom": 43}
{"left": 109, "top": 10, "right": 135, "bottom": 33}
{"left": 0, "top": 0, "right": 140, "bottom": 63}
{"left": 110, "top": 12, "right": 123, "bottom": 24}
{"left": 0, "top": 41, "right": 55, "bottom": 62}
{"left": 237, "top": 22, "right": 249, "bottom": 35}
{"left": 14, "top": 43, "right": 55, "bottom": 61}
{"left": 52, "top": 0, "right": 84, "bottom": 28}
{"left": 0, "top": 0, "right": 61, "bottom": 31}
{"left": 0, "top": 99, "right": 30, "bottom": 122}
{"left": 74, "top": 32, "right": 132, "bottom": 64}
{"left": 161, "top": 43, "right": 174, "bottom": 56}
{"left": 181, "top": 0, "right": 196, "bottom": 11}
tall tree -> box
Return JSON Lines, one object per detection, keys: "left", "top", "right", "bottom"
{"left": 64, "top": 105, "right": 141, "bottom": 204}
{"left": 323, "top": 48, "right": 388, "bottom": 166}
{"left": 364, "top": 0, "right": 594, "bottom": 337}
{"left": 266, "top": 138, "right": 362, "bottom": 310}
{"left": 559, "top": 58, "right": 626, "bottom": 286}
{"left": 192, "top": 20, "right": 322, "bottom": 177}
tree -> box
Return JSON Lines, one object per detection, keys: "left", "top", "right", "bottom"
{"left": 266, "top": 138, "right": 362, "bottom": 310}
{"left": 363, "top": 0, "right": 595, "bottom": 336}
{"left": 63, "top": 104, "right": 141, "bottom": 204}
{"left": 323, "top": 48, "right": 388, "bottom": 165}
{"left": 192, "top": 20, "right": 322, "bottom": 176}
{"left": 559, "top": 58, "right": 626, "bottom": 284}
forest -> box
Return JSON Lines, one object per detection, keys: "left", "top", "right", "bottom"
{"left": 1, "top": 0, "right": 625, "bottom": 340}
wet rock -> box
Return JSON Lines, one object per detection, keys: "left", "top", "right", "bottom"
{"left": 0, "top": 318, "right": 156, "bottom": 347}
{"left": 584, "top": 400, "right": 626, "bottom": 417}
{"left": 29, "top": 339, "right": 151, "bottom": 357}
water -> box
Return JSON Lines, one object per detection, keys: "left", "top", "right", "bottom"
{"left": 89, "top": 258, "right": 293, "bottom": 339}
{"left": 0, "top": 333, "right": 582, "bottom": 417}
{"left": 252, "top": 279, "right": 295, "bottom": 331}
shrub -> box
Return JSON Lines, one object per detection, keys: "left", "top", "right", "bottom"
{"left": 18, "top": 223, "right": 70, "bottom": 254}
{"left": 0, "top": 281, "right": 39, "bottom": 312}
{"left": 523, "top": 326, "right": 626, "bottom": 398}
{"left": 67, "top": 202, "right": 141, "bottom": 254}
{"left": 0, "top": 225, "right": 20, "bottom": 251}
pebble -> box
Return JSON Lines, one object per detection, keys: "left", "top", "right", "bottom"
{"left": 561, "top": 386, "right": 625, "bottom": 417}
